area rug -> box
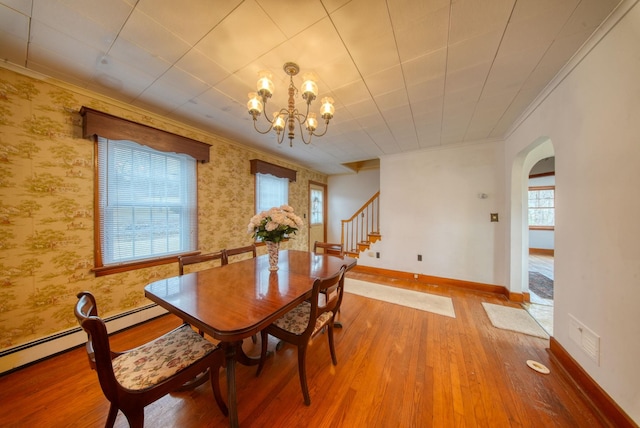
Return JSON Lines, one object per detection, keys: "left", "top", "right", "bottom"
{"left": 529, "top": 272, "right": 554, "bottom": 299}
{"left": 482, "top": 302, "right": 549, "bottom": 339}
{"left": 344, "top": 278, "right": 456, "bottom": 318}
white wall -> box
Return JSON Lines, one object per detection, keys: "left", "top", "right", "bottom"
{"left": 327, "top": 169, "right": 380, "bottom": 243}
{"left": 357, "top": 141, "right": 505, "bottom": 286}
{"left": 504, "top": 2, "right": 640, "bottom": 422}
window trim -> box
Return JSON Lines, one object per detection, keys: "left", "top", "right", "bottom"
{"left": 250, "top": 159, "right": 296, "bottom": 182}
{"left": 81, "top": 107, "right": 211, "bottom": 162}
{"left": 528, "top": 185, "right": 555, "bottom": 231}
{"left": 83, "top": 108, "right": 207, "bottom": 276}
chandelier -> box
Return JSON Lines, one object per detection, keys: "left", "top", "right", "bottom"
{"left": 247, "top": 62, "right": 335, "bottom": 146}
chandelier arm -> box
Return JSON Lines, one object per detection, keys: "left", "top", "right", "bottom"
{"left": 296, "top": 115, "right": 312, "bottom": 145}
{"left": 302, "top": 101, "right": 310, "bottom": 122}
{"left": 252, "top": 117, "right": 274, "bottom": 135}
{"left": 310, "top": 119, "right": 331, "bottom": 138}
{"left": 260, "top": 101, "right": 275, "bottom": 125}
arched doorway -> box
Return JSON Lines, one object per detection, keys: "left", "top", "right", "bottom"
{"left": 525, "top": 157, "right": 555, "bottom": 334}
{"left": 509, "top": 138, "right": 554, "bottom": 335}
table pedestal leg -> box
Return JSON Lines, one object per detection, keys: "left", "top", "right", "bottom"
{"left": 223, "top": 342, "right": 239, "bottom": 428}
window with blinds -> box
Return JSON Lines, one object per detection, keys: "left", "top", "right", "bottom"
{"left": 255, "top": 172, "right": 288, "bottom": 214}
{"left": 97, "top": 137, "right": 197, "bottom": 265}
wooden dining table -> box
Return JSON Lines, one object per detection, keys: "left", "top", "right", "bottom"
{"left": 144, "top": 249, "right": 357, "bottom": 427}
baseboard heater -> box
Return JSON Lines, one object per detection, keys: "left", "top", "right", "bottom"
{"left": 0, "top": 303, "right": 168, "bottom": 375}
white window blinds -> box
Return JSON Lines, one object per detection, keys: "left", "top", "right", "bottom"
{"left": 255, "top": 173, "right": 288, "bottom": 214}
{"left": 98, "top": 137, "right": 197, "bottom": 264}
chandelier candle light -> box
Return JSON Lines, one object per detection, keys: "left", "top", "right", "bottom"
{"left": 247, "top": 62, "right": 335, "bottom": 147}
{"left": 248, "top": 205, "right": 304, "bottom": 271}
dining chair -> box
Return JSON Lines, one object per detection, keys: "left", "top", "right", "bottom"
{"left": 256, "top": 265, "right": 347, "bottom": 405}
{"left": 313, "top": 241, "right": 344, "bottom": 256}
{"left": 313, "top": 241, "right": 345, "bottom": 328}
{"left": 178, "top": 250, "right": 228, "bottom": 275}
{"left": 225, "top": 244, "right": 257, "bottom": 262}
{"left": 74, "top": 291, "right": 228, "bottom": 428}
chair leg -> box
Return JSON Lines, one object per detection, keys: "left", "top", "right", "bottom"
{"left": 328, "top": 324, "right": 337, "bottom": 365}
{"left": 105, "top": 403, "right": 118, "bottom": 428}
{"left": 122, "top": 408, "right": 144, "bottom": 428}
{"left": 256, "top": 330, "right": 269, "bottom": 376}
{"left": 297, "top": 345, "right": 311, "bottom": 406}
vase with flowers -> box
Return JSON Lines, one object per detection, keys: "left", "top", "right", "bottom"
{"left": 247, "top": 205, "right": 304, "bottom": 271}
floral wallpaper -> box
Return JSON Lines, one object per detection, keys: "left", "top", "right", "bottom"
{"left": 0, "top": 66, "right": 326, "bottom": 352}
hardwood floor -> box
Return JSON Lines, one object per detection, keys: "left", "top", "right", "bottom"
{"left": 526, "top": 254, "right": 554, "bottom": 335}
{"left": 529, "top": 253, "right": 554, "bottom": 282}
{"left": 0, "top": 270, "right": 605, "bottom": 428}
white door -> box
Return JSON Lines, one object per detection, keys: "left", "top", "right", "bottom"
{"left": 308, "top": 182, "right": 327, "bottom": 251}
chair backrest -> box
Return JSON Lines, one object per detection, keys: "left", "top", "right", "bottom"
{"left": 313, "top": 241, "right": 344, "bottom": 256}
{"left": 226, "top": 244, "right": 257, "bottom": 262}
{"left": 307, "top": 265, "right": 347, "bottom": 335}
{"left": 178, "top": 250, "right": 227, "bottom": 275}
{"left": 74, "top": 291, "right": 120, "bottom": 401}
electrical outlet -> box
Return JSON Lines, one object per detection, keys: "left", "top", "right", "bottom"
{"left": 376, "top": 252, "right": 380, "bottom": 258}
{"left": 417, "top": 254, "right": 422, "bottom": 261}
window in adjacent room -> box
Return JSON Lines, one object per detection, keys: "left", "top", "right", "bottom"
{"left": 97, "top": 137, "right": 197, "bottom": 265}
{"left": 528, "top": 186, "right": 555, "bottom": 229}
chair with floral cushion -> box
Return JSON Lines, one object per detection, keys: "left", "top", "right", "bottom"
{"left": 256, "top": 265, "right": 347, "bottom": 405}
{"left": 74, "top": 291, "right": 227, "bottom": 428}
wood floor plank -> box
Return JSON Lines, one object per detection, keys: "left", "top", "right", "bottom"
{"left": 0, "top": 270, "right": 609, "bottom": 427}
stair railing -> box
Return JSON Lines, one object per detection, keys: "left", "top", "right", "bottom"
{"left": 341, "top": 191, "right": 380, "bottom": 256}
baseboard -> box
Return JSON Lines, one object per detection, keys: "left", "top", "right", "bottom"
{"left": 351, "top": 265, "right": 517, "bottom": 300}
{"left": 0, "top": 304, "right": 168, "bottom": 375}
{"left": 548, "top": 337, "right": 638, "bottom": 428}
{"left": 529, "top": 248, "right": 554, "bottom": 256}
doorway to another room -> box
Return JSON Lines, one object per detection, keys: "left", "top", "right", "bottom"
{"left": 524, "top": 156, "right": 555, "bottom": 336}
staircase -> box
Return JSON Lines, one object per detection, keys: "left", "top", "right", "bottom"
{"left": 341, "top": 191, "right": 381, "bottom": 258}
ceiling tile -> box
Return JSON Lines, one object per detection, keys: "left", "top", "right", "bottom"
{"left": 1, "top": 0, "right": 32, "bottom": 15}
{"left": 257, "top": 0, "right": 327, "bottom": 38}
{"left": 119, "top": 8, "right": 191, "bottom": 63}
{"left": 136, "top": 0, "right": 242, "bottom": 45}
{"left": 0, "top": 4, "right": 29, "bottom": 64}
{"left": 195, "top": 0, "right": 286, "bottom": 73}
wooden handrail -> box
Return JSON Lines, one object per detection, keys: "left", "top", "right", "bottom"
{"left": 341, "top": 191, "right": 380, "bottom": 256}
{"left": 343, "top": 191, "right": 380, "bottom": 223}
